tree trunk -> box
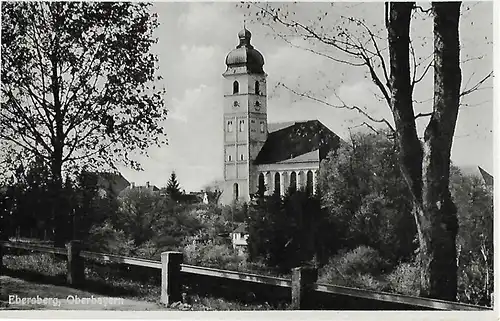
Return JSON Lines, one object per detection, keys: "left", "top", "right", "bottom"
{"left": 387, "top": 2, "right": 461, "bottom": 301}
{"left": 50, "top": 6, "right": 67, "bottom": 247}
{"left": 417, "top": 2, "right": 461, "bottom": 301}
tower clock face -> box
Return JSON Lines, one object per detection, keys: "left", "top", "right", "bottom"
{"left": 254, "top": 101, "right": 261, "bottom": 111}
{"left": 233, "top": 101, "right": 240, "bottom": 108}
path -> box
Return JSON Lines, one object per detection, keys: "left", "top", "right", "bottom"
{"left": 0, "top": 276, "right": 167, "bottom": 310}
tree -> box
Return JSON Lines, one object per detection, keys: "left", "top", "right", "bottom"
{"left": 203, "top": 180, "right": 224, "bottom": 204}
{"left": 115, "top": 187, "right": 162, "bottom": 246}
{"left": 318, "top": 131, "right": 416, "bottom": 263}
{"left": 166, "top": 171, "right": 182, "bottom": 201}
{"left": 450, "top": 168, "right": 493, "bottom": 306}
{"left": 247, "top": 1, "right": 491, "bottom": 300}
{"left": 247, "top": 190, "right": 325, "bottom": 272}
{"left": 1, "top": 2, "right": 167, "bottom": 246}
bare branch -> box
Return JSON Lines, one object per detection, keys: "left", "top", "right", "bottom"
{"left": 280, "top": 83, "right": 395, "bottom": 133}
{"left": 348, "top": 121, "right": 381, "bottom": 134}
{"left": 275, "top": 33, "right": 366, "bottom": 67}
{"left": 460, "top": 71, "right": 493, "bottom": 97}
{"left": 414, "top": 112, "right": 433, "bottom": 120}
{"left": 414, "top": 59, "right": 434, "bottom": 85}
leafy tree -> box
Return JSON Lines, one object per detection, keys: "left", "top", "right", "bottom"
{"left": 115, "top": 187, "right": 163, "bottom": 246}
{"left": 247, "top": 1, "right": 491, "bottom": 300}
{"left": 1, "top": 2, "right": 167, "bottom": 246}
{"left": 247, "top": 190, "right": 325, "bottom": 272}
{"left": 3, "top": 158, "right": 54, "bottom": 240}
{"left": 450, "top": 168, "right": 493, "bottom": 306}
{"left": 318, "top": 131, "right": 416, "bottom": 264}
{"left": 203, "top": 180, "right": 224, "bottom": 204}
{"left": 166, "top": 171, "right": 182, "bottom": 201}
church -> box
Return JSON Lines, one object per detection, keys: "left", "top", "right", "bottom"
{"left": 219, "top": 28, "right": 342, "bottom": 205}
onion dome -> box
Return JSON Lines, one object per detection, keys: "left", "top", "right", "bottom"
{"left": 225, "top": 28, "right": 265, "bottom": 74}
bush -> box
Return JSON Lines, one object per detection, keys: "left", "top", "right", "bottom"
{"left": 318, "top": 246, "right": 388, "bottom": 291}
{"left": 87, "top": 221, "right": 135, "bottom": 256}
{"left": 183, "top": 241, "right": 244, "bottom": 270}
{"left": 3, "top": 252, "right": 66, "bottom": 277}
{"left": 457, "top": 259, "right": 493, "bottom": 306}
{"left": 386, "top": 261, "right": 420, "bottom": 295}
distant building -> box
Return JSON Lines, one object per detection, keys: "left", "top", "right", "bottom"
{"left": 94, "top": 172, "right": 130, "bottom": 198}
{"left": 230, "top": 222, "right": 249, "bottom": 254}
{"left": 128, "top": 181, "right": 160, "bottom": 193}
{"left": 219, "top": 28, "right": 342, "bottom": 204}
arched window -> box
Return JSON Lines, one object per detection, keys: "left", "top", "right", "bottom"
{"left": 298, "top": 171, "right": 306, "bottom": 191}
{"left": 239, "top": 120, "right": 245, "bottom": 132}
{"left": 255, "top": 81, "right": 260, "bottom": 95}
{"left": 233, "top": 183, "right": 239, "bottom": 200}
{"left": 306, "top": 170, "right": 314, "bottom": 195}
{"left": 240, "top": 153, "right": 244, "bottom": 161}
{"left": 274, "top": 172, "right": 281, "bottom": 196}
{"left": 258, "top": 173, "right": 265, "bottom": 195}
{"left": 260, "top": 121, "right": 265, "bottom": 133}
{"left": 233, "top": 81, "right": 239, "bottom": 94}
{"left": 228, "top": 154, "right": 232, "bottom": 162}
{"left": 289, "top": 172, "right": 297, "bottom": 193}
{"left": 227, "top": 120, "right": 233, "bottom": 132}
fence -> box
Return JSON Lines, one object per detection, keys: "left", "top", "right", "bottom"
{"left": 0, "top": 240, "right": 493, "bottom": 311}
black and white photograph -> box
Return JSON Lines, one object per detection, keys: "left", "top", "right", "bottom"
{"left": 0, "top": 0, "right": 495, "bottom": 316}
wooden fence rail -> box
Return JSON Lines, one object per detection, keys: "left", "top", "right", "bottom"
{"left": 0, "top": 240, "right": 493, "bottom": 311}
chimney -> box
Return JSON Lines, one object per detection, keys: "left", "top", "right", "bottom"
{"left": 146, "top": 181, "right": 150, "bottom": 189}
{"left": 131, "top": 182, "right": 135, "bottom": 188}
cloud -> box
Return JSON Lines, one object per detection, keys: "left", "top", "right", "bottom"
{"left": 177, "top": 3, "right": 243, "bottom": 42}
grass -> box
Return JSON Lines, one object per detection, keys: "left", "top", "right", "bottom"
{"left": 2, "top": 251, "right": 282, "bottom": 310}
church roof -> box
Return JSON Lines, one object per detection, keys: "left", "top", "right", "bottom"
{"left": 268, "top": 121, "right": 298, "bottom": 133}
{"left": 276, "top": 149, "right": 320, "bottom": 164}
{"left": 254, "top": 120, "right": 342, "bottom": 165}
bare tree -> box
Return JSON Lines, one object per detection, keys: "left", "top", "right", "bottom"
{"left": 246, "top": 1, "right": 491, "bottom": 300}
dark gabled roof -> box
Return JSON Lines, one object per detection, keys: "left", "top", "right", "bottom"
{"left": 478, "top": 166, "right": 493, "bottom": 187}
{"left": 233, "top": 223, "right": 248, "bottom": 234}
{"left": 254, "top": 120, "right": 342, "bottom": 165}
{"left": 268, "top": 121, "right": 297, "bottom": 133}
{"left": 94, "top": 172, "right": 130, "bottom": 196}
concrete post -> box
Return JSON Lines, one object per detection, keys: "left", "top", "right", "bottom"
{"left": 291, "top": 266, "right": 318, "bottom": 310}
{"left": 161, "top": 251, "right": 183, "bottom": 306}
{"left": 66, "top": 240, "right": 84, "bottom": 286}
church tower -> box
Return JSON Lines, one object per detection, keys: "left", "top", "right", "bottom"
{"left": 220, "top": 28, "right": 268, "bottom": 204}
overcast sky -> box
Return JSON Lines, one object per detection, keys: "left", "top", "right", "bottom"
{"left": 118, "top": 2, "right": 494, "bottom": 192}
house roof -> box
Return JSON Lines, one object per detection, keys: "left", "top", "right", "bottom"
{"left": 254, "top": 120, "right": 342, "bottom": 165}
{"left": 232, "top": 223, "right": 248, "bottom": 234}
{"left": 94, "top": 172, "right": 130, "bottom": 196}
{"left": 478, "top": 166, "right": 493, "bottom": 187}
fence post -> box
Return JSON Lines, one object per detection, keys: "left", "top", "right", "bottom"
{"left": 66, "top": 240, "right": 84, "bottom": 286}
{"left": 291, "top": 266, "right": 318, "bottom": 310}
{"left": 161, "top": 251, "right": 183, "bottom": 306}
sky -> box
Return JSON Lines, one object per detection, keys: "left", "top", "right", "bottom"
{"left": 118, "top": 2, "right": 494, "bottom": 192}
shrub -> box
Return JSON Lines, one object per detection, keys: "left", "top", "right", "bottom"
{"left": 386, "top": 261, "right": 420, "bottom": 295}
{"left": 183, "top": 241, "right": 244, "bottom": 271}
{"left": 318, "top": 246, "right": 388, "bottom": 291}
{"left": 87, "top": 221, "right": 135, "bottom": 256}
{"left": 3, "top": 252, "right": 66, "bottom": 277}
